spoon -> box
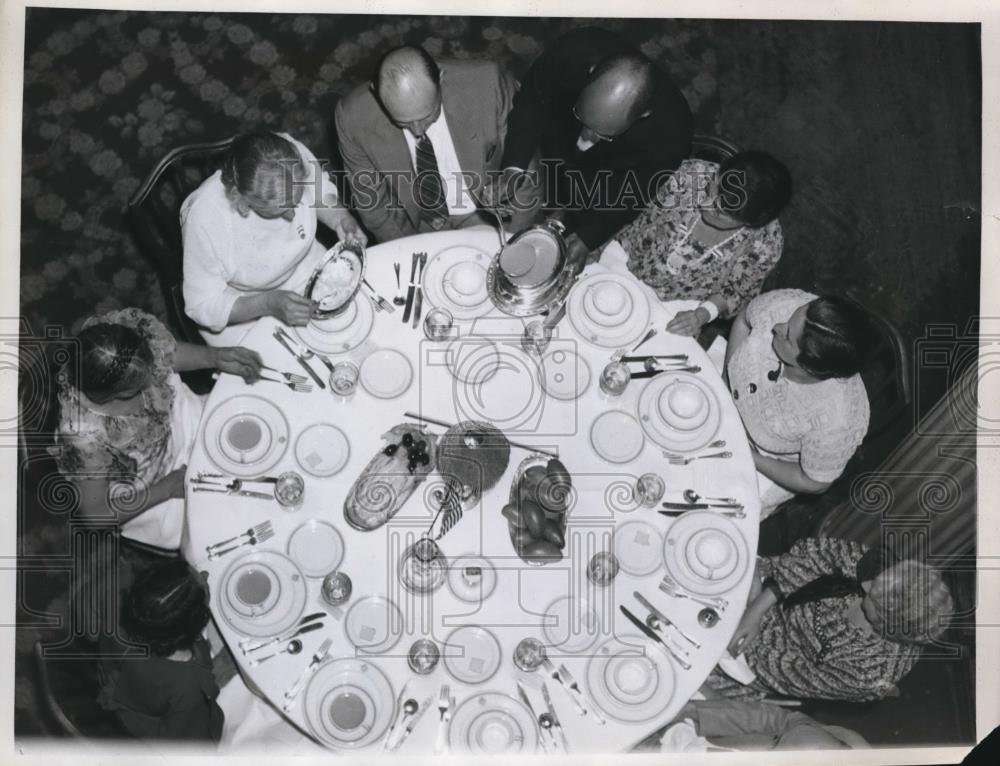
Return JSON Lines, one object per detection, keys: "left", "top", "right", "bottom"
{"left": 631, "top": 328, "right": 657, "bottom": 352}
{"left": 393, "top": 262, "right": 405, "bottom": 306}
{"left": 249, "top": 638, "right": 303, "bottom": 666}
{"left": 683, "top": 489, "right": 738, "bottom": 505}
{"left": 385, "top": 698, "right": 419, "bottom": 750}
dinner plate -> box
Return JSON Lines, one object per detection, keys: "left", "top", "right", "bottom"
{"left": 614, "top": 520, "right": 664, "bottom": 577}
{"left": 422, "top": 245, "right": 494, "bottom": 320}
{"left": 359, "top": 349, "right": 413, "bottom": 399}
{"left": 448, "top": 692, "right": 539, "bottom": 754}
{"left": 585, "top": 637, "right": 676, "bottom": 724}
{"left": 662, "top": 512, "right": 749, "bottom": 596}
{"left": 443, "top": 626, "right": 503, "bottom": 685}
{"left": 286, "top": 519, "right": 345, "bottom": 578}
{"left": 566, "top": 272, "right": 651, "bottom": 348}
{"left": 202, "top": 395, "right": 290, "bottom": 478}
{"left": 636, "top": 372, "right": 722, "bottom": 453}
{"left": 344, "top": 596, "right": 404, "bottom": 655}
{"left": 452, "top": 343, "right": 545, "bottom": 431}
{"left": 294, "top": 423, "right": 350, "bottom": 478}
{"left": 447, "top": 555, "right": 498, "bottom": 603}
{"left": 295, "top": 293, "right": 375, "bottom": 354}
{"left": 538, "top": 347, "right": 592, "bottom": 400}
{"left": 590, "top": 411, "right": 645, "bottom": 464}
{"left": 541, "top": 596, "right": 601, "bottom": 655}
{"left": 216, "top": 551, "right": 307, "bottom": 638}
{"left": 445, "top": 338, "right": 501, "bottom": 385}
{"left": 303, "top": 658, "right": 395, "bottom": 750}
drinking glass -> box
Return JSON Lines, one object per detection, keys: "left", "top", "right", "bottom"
{"left": 275, "top": 471, "right": 305, "bottom": 510}
{"left": 330, "top": 360, "right": 360, "bottom": 398}
{"left": 423, "top": 308, "right": 454, "bottom": 342}
{"left": 520, "top": 320, "right": 552, "bottom": 355}
{"left": 321, "top": 571, "right": 353, "bottom": 606}
{"left": 399, "top": 537, "right": 448, "bottom": 595}
{"left": 407, "top": 639, "right": 441, "bottom": 674}
{"left": 634, "top": 473, "right": 666, "bottom": 508}
{"left": 587, "top": 552, "right": 621, "bottom": 587}
{"left": 512, "top": 637, "right": 547, "bottom": 672}
{"left": 599, "top": 361, "right": 631, "bottom": 397}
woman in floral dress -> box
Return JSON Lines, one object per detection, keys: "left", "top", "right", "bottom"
{"left": 616, "top": 151, "right": 791, "bottom": 337}
{"left": 49, "top": 308, "right": 261, "bottom": 549}
{"left": 707, "top": 537, "right": 954, "bottom": 703}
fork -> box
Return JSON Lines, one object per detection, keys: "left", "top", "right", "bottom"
{"left": 261, "top": 365, "right": 309, "bottom": 384}
{"left": 205, "top": 521, "right": 273, "bottom": 554}
{"left": 208, "top": 526, "right": 275, "bottom": 560}
{"left": 664, "top": 450, "right": 732, "bottom": 465}
{"left": 659, "top": 574, "right": 728, "bottom": 610}
{"left": 362, "top": 278, "right": 395, "bottom": 313}
{"left": 258, "top": 373, "right": 313, "bottom": 393}
{"left": 434, "top": 684, "right": 451, "bottom": 755}
{"left": 277, "top": 326, "right": 335, "bottom": 374}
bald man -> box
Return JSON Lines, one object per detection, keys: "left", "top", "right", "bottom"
{"left": 500, "top": 27, "right": 694, "bottom": 267}
{"left": 335, "top": 46, "right": 517, "bottom": 243}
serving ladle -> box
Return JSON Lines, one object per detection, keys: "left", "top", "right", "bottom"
{"left": 683, "top": 489, "right": 738, "bottom": 505}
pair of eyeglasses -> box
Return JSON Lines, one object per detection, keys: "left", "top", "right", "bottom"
{"left": 572, "top": 106, "right": 617, "bottom": 143}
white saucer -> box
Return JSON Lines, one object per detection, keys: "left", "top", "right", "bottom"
{"left": 303, "top": 658, "right": 395, "bottom": 750}
{"left": 614, "top": 520, "right": 664, "bottom": 577}
{"left": 359, "top": 349, "right": 413, "bottom": 399}
{"left": 541, "top": 596, "right": 601, "bottom": 655}
{"left": 583, "top": 282, "right": 635, "bottom": 327}
{"left": 590, "top": 410, "right": 645, "bottom": 464}
{"left": 452, "top": 343, "right": 545, "bottom": 431}
{"left": 539, "top": 347, "right": 592, "bottom": 400}
{"left": 294, "top": 423, "right": 350, "bottom": 477}
{"left": 636, "top": 372, "right": 722, "bottom": 453}
{"left": 657, "top": 379, "right": 711, "bottom": 432}
{"left": 286, "top": 519, "right": 345, "bottom": 578}
{"left": 567, "top": 272, "right": 651, "bottom": 348}
{"left": 448, "top": 692, "right": 539, "bottom": 754}
{"left": 202, "top": 395, "right": 290, "bottom": 478}
{"left": 344, "top": 596, "right": 403, "bottom": 655}
{"left": 443, "top": 626, "right": 503, "bottom": 685}
{"left": 446, "top": 555, "right": 498, "bottom": 603}
{"left": 662, "top": 512, "right": 749, "bottom": 596}
{"left": 295, "top": 293, "right": 375, "bottom": 354}
{"left": 585, "top": 637, "right": 676, "bottom": 723}
{"left": 422, "top": 245, "right": 494, "bottom": 320}
{"left": 216, "top": 551, "right": 307, "bottom": 638}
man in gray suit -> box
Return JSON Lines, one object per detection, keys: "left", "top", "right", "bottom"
{"left": 335, "top": 45, "right": 517, "bottom": 243}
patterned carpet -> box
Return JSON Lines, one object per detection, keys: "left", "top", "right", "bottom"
{"left": 17, "top": 10, "right": 980, "bottom": 744}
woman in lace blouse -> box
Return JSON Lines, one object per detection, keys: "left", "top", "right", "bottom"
{"left": 49, "top": 308, "right": 261, "bottom": 549}
{"left": 617, "top": 151, "right": 791, "bottom": 337}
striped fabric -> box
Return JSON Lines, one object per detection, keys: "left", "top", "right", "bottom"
{"left": 414, "top": 134, "right": 450, "bottom": 229}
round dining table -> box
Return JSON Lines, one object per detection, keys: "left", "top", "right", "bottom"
{"left": 182, "top": 226, "right": 761, "bottom": 755}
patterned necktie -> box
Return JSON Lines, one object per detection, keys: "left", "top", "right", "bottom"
{"left": 414, "top": 134, "right": 450, "bottom": 229}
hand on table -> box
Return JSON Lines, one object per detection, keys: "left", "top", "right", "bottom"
{"left": 268, "top": 290, "right": 316, "bottom": 326}
{"left": 334, "top": 212, "right": 368, "bottom": 248}
{"left": 727, "top": 601, "right": 766, "bottom": 656}
{"left": 159, "top": 465, "right": 188, "bottom": 500}
{"left": 667, "top": 307, "right": 711, "bottom": 337}
{"left": 564, "top": 232, "right": 593, "bottom": 275}
{"left": 215, "top": 346, "right": 263, "bottom": 383}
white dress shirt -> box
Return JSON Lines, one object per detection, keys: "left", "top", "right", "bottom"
{"left": 402, "top": 110, "right": 476, "bottom": 216}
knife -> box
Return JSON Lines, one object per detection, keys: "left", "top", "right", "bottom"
{"left": 402, "top": 251, "right": 419, "bottom": 323}
{"left": 661, "top": 501, "right": 745, "bottom": 511}
{"left": 633, "top": 591, "right": 700, "bottom": 649}
{"left": 540, "top": 681, "right": 570, "bottom": 752}
{"left": 620, "top": 606, "right": 692, "bottom": 670}
{"left": 382, "top": 680, "right": 411, "bottom": 751}
{"left": 619, "top": 355, "right": 689, "bottom": 363}
{"left": 277, "top": 325, "right": 335, "bottom": 374}
{"left": 247, "top": 622, "right": 326, "bottom": 666}
{"left": 191, "top": 486, "right": 275, "bottom": 501}
{"left": 283, "top": 637, "right": 332, "bottom": 710}
{"left": 389, "top": 693, "right": 434, "bottom": 751}
{"left": 516, "top": 682, "right": 550, "bottom": 753}
{"left": 273, "top": 329, "right": 326, "bottom": 389}
{"left": 632, "top": 366, "right": 701, "bottom": 378}
{"left": 411, "top": 251, "right": 427, "bottom": 328}
{"left": 242, "top": 611, "right": 326, "bottom": 652}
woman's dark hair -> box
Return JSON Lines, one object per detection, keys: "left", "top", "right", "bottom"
{"left": 69, "top": 323, "right": 155, "bottom": 404}
{"left": 121, "top": 561, "right": 211, "bottom": 658}
{"left": 220, "top": 130, "right": 301, "bottom": 200}
{"left": 796, "top": 295, "right": 876, "bottom": 380}
{"left": 716, "top": 151, "right": 792, "bottom": 228}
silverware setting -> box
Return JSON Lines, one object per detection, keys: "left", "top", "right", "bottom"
{"left": 659, "top": 574, "right": 729, "bottom": 611}
{"left": 247, "top": 636, "right": 306, "bottom": 667}
{"left": 261, "top": 365, "right": 309, "bottom": 384}
{"left": 273, "top": 327, "right": 326, "bottom": 389}
{"left": 411, "top": 251, "right": 428, "bottom": 328}
{"left": 633, "top": 591, "right": 700, "bottom": 649}
{"left": 393, "top": 262, "right": 406, "bottom": 306}
{"left": 620, "top": 605, "right": 692, "bottom": 670}
{"left": 282, "top": 637, "right": 333, "bottom": 712}
{"left": 664, "top": 450, "right": 732, "bottom": 465}
{"left": 388, "top": 693, "right": 433, "bottom": 751}
{"left": 206, "top": 523, "right": 275, "bottom": 560}
{"left": 540, "top": 681, "right": 569, "bottom": 752}
{"left": 540, "top": 658, "right": 605, "bottom": 725}
{"left": 401, "top": 252, "right": 421, "bottom": 323}
{"left": 630, "top": 327, "right": 657, "bottom": 353}
{"left": 278, "top": 325, "right": 336, "bottom": 374}
{"left": 433, "top": 683, "right": 453, "bottom": 755}
{"left": 362, "top": 278, "right": 395, "bottom": 313}
{"left": 257, "top": 373, "right": 313, "bottom": 392}
{"left": 241, "top": 611, "right": 326, "bottom": 653}
{"left": 205, "top": 520, "right": 272, "bottom": 555}
{"left": 191, "top": 475, "right": 276, "bottom": 500}
{"left": 631, "top": 365, "right": 702, "bottom": 378}
{"left": 683, "top": 488, "right": 737, "bottom": 504}
{"left": 383, "top": 681, "right": 412, "bottom": 751}
{"left": 516, "top": 682, "right": 549, "bottom": 752}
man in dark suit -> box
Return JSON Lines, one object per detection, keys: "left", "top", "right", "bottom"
{"left": 498, "top": 27, "right": 694, "bottom": 268}
{"left": 335, "top": 45, "right": 517, "bottom": 243}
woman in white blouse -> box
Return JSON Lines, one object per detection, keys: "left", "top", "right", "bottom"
{"left": 181, "top": 131, "right": 366, "bottom": 346}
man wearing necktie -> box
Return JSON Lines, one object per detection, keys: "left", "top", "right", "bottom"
{"left": 497, "top": 27, "right": 694, "bottom": 273}
{"left": 335, "top": 45, "right": 517, "bottom": 243}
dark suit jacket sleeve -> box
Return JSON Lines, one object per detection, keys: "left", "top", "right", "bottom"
{"left": 335, "top": 99, "right": 413, "bottom": 244}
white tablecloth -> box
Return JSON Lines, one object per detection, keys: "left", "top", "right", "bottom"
{"left": 183, "top": 227, "right": 760, "bottom": 754}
